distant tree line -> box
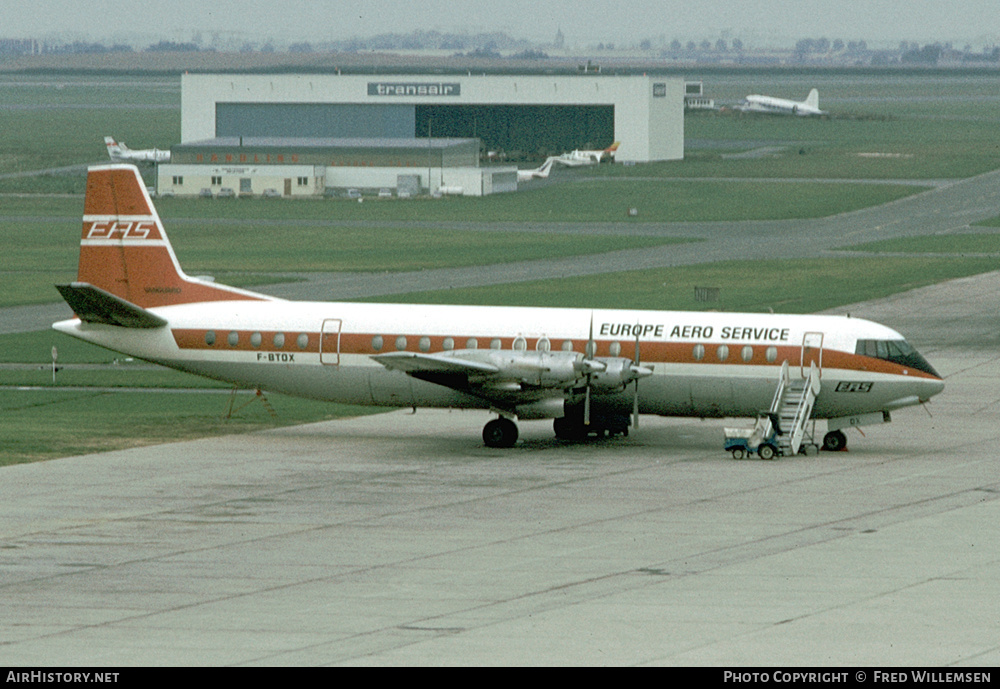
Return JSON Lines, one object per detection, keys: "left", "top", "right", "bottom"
{"left": 4, "top": 30, "right": 997, "bottom": 66}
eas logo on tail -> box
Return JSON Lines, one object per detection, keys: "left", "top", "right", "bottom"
{"left": 84, "top": 219, "right": 159, "bottom": 241}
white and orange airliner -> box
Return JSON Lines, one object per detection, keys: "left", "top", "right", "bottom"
{"left": 54, "top": 165, "right": 944, "bottom": 449}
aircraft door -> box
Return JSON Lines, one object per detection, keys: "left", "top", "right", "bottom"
{"left": 320, "top": 319, "right": 342, "bottom": 365}
{"left": 801, "top": 331, "right": 823, "bottom": 378}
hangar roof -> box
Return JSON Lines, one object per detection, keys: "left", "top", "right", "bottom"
{"left": 175, "top": 136, "right": 478, "bottom": 150}
{"left": 171, "top": 137, "right": 480, "bottom": 167}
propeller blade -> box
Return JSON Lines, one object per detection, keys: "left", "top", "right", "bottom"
{"left": 631, "top": 380, "right": 639, "bottom": 429}
{"left": 632, "top": 326, "right": 640, "bottom": 429}
{"left": 584, "top": 312, "right": 595, "bottom": 426}
{"left": 586, "top": 312, "right": 596, "bottom": 360}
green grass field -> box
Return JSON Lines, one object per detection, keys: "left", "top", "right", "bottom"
{"left": 0, "top": 388, "right": 381, "bottom": 465}
{"left": 3, "top": 69, "right": 1000, "bottom": 464}
{"left": 364, "top": 254, "right": 1000, "bottom": 313}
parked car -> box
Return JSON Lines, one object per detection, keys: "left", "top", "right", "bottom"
{"left": 217, "top": 188, "right": 236, "bottom": 198}
{"left": 198, "top": 188, "right": 213, "bottom": 199}
{"left": 262, "top": 188, "right": 282, "bottom": 198}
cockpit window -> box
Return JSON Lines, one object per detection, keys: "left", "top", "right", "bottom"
{"left": 856, "top": 339, "right": 939, "bottom": 377}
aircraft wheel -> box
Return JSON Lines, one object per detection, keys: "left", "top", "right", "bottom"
{"left": 822, "top": 430, "right": 847, "bottom": 452}
{"left": 483, "top": 418, "right": 518, "bottom": 448}
{"left": 758, "top": 444, "right": 777, "bottom": 461}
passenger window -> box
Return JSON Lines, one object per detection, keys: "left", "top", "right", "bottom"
{"left": 490, "top": 338, "right": 502, "bottom": 350}
{"left": 273, "top": 333, "right": 285, "bottom": 349}
{"left": 443, "top": 337, "right": 455, "bottom": 351}
{"left": 693, "top": 344, "right": 705, "bottom": 361}
{"left": 513, "top": 337, "right": 527, "bottom": 351}
{"left": 371, "top": 335, "right": 383, "bottom": 351}
{"left": 228, "top": 331, "right": 239, "bottom": 347}
{"left": 395, "top": 335, "right": 407, "bottom": 351}
{"left": 297, "top": 333, "right": 309, "bottom": 350}
{"left": 741, "top": 345, "right": 753, "bottom": 362}
{"left": 716, "top": 344, "right": 729, "bottom": 361}
{"left": 466, "top": 338, "right": 478, "bottom": 349}
{"left": 205, "top": 331, "right": 216, "bottom": 346}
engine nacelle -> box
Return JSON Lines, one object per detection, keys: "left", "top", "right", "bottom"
{"left": 471, "top": 349, "right": 582, "bottom": 387}
{"left": 588, "top": 357, "right": 640, "bottom": 393}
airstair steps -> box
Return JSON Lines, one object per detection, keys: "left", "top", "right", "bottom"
{"left": 774, "top": 362, "right": 821, "bottom": 456}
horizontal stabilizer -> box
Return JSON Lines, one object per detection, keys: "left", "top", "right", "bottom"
{"left": 56, "top": 282, "right": 167, "bottom": 329}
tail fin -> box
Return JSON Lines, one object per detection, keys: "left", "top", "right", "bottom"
{"left": 605, "top": 141, "right": 621, "bottom": 153}
{"left": 805, "top": 89, "right": 819, "bottom": 109}
{"left": 104, "top": 137, "right": 123, "bottom": 161}
{"left": 76, "top": 164, "right": 269, "bottom": 309}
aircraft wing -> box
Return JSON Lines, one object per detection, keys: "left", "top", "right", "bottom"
{"left": 372, "top": 347, "right": 649, "bottom": 416}
{"left": 372, "top": 349, "right": 589, "bottom": 404}
{"left": 372, "top": 351, "right": 501, "bottom": 376}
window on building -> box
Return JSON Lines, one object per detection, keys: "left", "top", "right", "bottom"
{"left": 172, "top": 176, "right": 184, "bottom": 185}
{"left": 211, "top": 176, "right": 222, "bottom": 186}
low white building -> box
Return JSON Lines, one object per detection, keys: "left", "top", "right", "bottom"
{"left": 157, "top": 137, "right": 516, "bottom": 197}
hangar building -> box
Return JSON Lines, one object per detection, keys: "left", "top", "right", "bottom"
{"left": 159, "top": 73, "right": 684, "bottom": 197}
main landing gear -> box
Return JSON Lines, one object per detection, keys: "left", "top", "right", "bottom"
{"left": 483, "top": 417, "right": 519, "bottom": 448}
{"left": 482, "top": 412, "right": 631, "bottom": 448}
{"left": 553, "top": 414, "right": 629, "bottom": 441}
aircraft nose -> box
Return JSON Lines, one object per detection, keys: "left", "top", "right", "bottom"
{"left": 921, "top": 377, "right": 945, "bottom": 402}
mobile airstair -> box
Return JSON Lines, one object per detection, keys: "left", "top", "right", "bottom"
{"left": 724, "top": 360, "right": 821, "bottom": 459}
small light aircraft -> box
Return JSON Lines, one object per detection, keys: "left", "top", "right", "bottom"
{"left": 517, "top": 157, "right": 557, "bottom": 182}
{"left": 737, "top": 89, "right": 826, "bottom": 116}
{"left": 54, "top": 165, "right": 943, "bottom": 450}
{"left": 104, "top": 137, "right": 171, "bottom": 163}
{"left": 554, "top": 141, "right": 621, "bottom": 167}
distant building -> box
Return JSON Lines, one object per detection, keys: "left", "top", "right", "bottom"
{"left": 165, "top": 72, "right": 685, "bottom": 197}
{"left": 158, "top": 137, "right": 515, "bottom": 198}
{"left": 684, "top": 81, "right": 716, "bottom": 110}
{"left": 0, "top": 39, "right": 39, "bottom": 56}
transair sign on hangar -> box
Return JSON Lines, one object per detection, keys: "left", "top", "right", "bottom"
{"left": 368, "top": 82, "right": 461, "bottom": 96}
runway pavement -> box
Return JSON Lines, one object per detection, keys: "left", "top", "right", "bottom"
{"left": 1, "top": 272, "right": 999, "bottom": 666}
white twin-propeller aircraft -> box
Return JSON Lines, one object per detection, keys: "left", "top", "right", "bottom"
{"left": 54, "top": 165, "right": 943, "bottom": 450}
{"left": 737, "top": 89, "right": 827, "bottom": 117}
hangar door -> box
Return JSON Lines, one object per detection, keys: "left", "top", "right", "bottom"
{"left": 415, "top": 105, "right": 614, "bottom": 157}
{"left": 216, "top": 103, "right": 415, "bottom": 138}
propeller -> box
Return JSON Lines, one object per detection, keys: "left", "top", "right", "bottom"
{"left": 632, "top": 326, "right": 641, "bottom": 429}
{"left": 584, "top": 313, "right": 595, "bottom": 425}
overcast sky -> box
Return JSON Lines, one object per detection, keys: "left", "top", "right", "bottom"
{"left": 7, "top": 0, "right": 1000, "bottom": 48}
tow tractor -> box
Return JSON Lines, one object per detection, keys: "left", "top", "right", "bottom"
{"left": 725, "top": 412, "right": 783, "bottom": 460}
